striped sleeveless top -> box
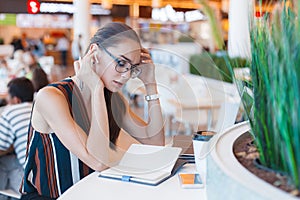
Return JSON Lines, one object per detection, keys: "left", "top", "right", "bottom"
{"left": 21, "top": 79, "right": 94, "bottom": 198}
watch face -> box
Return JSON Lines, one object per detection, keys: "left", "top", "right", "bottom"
{"left": 145, "top": 94, "right": 159, "bottom": 101}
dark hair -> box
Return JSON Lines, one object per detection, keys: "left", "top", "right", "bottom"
{"left": 104, "top": 89, "right": 126, "bottom": 149}
{"left": 89, "top": 22, "right": 141, "bottom": 51}
{"left": 32, "top": 67, "right": 49, "bottom": 92}
{"left": 8, "top": 77, "right": 34, "bottom": 102}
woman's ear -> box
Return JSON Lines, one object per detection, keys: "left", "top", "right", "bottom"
{"left": 90, "top": 44, "right": 100, "bottom": 64}
{"left": 90, "top": 43, "right": 99, "bottom": 52}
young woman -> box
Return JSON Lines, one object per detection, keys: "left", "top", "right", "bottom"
{"left": 20, "top": 22, "right": 164, "bottom": 199}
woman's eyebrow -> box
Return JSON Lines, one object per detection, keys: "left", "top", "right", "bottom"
{"left": 120, "top": 55, "right": 131, "bottom": 62}
{"left": 120, "top": 55, "right": 139, "bottom": 65}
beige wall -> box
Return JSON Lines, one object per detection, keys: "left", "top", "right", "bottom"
{"left": 0, "top": 26, "right": 69, "bottom": 44}
{"left": 0, "top": 26, "right": 23, "bottom": 44}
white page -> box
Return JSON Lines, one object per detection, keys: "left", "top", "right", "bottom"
{"left": 100, "top": 144, "right": 182, "bottom": 183}
{"left": 118, "top": 144, "right": 181, "bottom": 173}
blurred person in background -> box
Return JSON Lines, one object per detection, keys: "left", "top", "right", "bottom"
{"left": 55, "top": 33, "right": 70, "bottom": 68}
{"left": 0, "top": 59, "right": 13, "bottom": 110}
{"left": 22, "top": 51, "right": 41, "bottom": 80}
{"left": 14, "top": 51, "right": 41, "bottom": 80}
{"left": 31, "top": 37, "right": 46, "bottom": 59}
{"left": 10, "top": 36, "right": 24, "bottom": 54}
{"left": 0, "top": 59, "right": 12, "bottom": 79}
{"left": 10, "top": 50, "right": 26, "bottom": 77}
{"left": 21, "top": 33, "right": 29, "bottom": 51}
{"left": 0, "top": 77, "right": 34, "bottom": 197}
{"left": 31, "top": 67, "right": 49, "bottom": 93}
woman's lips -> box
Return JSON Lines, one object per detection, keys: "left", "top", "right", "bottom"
{"left": 113, "top": 80, "right": 124, "bottom": 88}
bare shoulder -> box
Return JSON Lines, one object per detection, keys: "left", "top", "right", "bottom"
{"left": 34, "top": 86, "right": 68, "bottom": 109}
{"left": 36, "top": 86, "right": 64, "bottom": 102}
{"left": 32, "top": 86, "right": 70, "bottom": 132}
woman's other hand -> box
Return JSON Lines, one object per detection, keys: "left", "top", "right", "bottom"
{"left": 138, "top": 48, "right": 156, "bottom": 85}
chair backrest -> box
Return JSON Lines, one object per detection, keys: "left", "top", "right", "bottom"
{"left": 38, "top": 56, "right": 54, "bottom": 75}
{"left": 0, "top": 45, "right": 14, "bottom": 58}
{"left": 212, "top": 100, "right": 241, "bottom": 134}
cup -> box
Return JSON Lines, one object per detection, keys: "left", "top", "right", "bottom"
{"left": 192, "top": 131, "right": 215, "bottom": 182}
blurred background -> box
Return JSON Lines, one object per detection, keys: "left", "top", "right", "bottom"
{"left": 0, "top": 0, "right": 276, "bottom": 135}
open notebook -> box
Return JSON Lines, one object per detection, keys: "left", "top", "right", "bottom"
{"left": 99, "top": 144, "right": 182, "bottom": 186}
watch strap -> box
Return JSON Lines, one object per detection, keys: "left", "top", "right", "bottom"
{"left": 145, "top": 94, "right": 160, "bottom": 101}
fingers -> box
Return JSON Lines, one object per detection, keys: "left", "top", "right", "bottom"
{"left": 141, "top": 59, "right": 153, "bottom": 64}
{"left": 86, "top": 48, "right": 100, "bottom": 69}
{"left": 141, "top": 47, "right": 149, "bottom": 54}
{"left": 140, "top": 48, "right": 153, "bottom": 64}
{"left": 75, "top": 49, "right": 96, "bottom": 76}
{"left": 74, "top": 60, "right": 80, "bottom": 74}
{"left": 81, "top": 49, "right": 97, "bottom": 67}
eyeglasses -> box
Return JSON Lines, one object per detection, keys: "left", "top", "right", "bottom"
{"left": 97, "top": 43, "right": 142, "bottom": 79}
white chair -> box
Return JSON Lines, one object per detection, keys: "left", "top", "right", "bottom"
{"left": 211, "top": 100, "right": 241, "bottom": 134}
{"left": 0, "top": 45, "right": 14, "bottom": 58}
{"left": 174, "top": 107, "right": 219, "bottom": 135}
{"left": 0, "top": 189, "right": 21, "bottom": 199}
{"left": 155, "top": 66, "right": 211, "bottom": 135}
{"left": 196, "top": 98, "right": 241, "bottom": 160}
{"left": 38, "top": 56, "right": 54, "bottom": 75}
{"left": 171, "top": 75, "right": 240, "bottom": 135}
{"left": 124, "top": 65, "right": 184, "bottom": 135}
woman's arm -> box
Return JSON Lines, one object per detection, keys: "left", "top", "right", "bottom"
{"left": 121, "top": 48, "right": 165, "bottom": 146}
{"left": 75, "top": 46, "right": 128, "bottom": 168}
{"left": 32, "top": 47, "right": 118, "bottom": 171}
{"left": 33, "top": 87, "right": 108, "bottom": 171}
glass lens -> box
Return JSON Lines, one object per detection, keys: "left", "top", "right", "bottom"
{"left": 114, "top": 58, "right": 141, "bottom": 78}
{"left": 115, "top": 59, "right": 130, "bottom": 73}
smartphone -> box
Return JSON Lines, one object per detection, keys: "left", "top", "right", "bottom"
{"left": 178, "top": 173, "right": 204, "bottom": 189}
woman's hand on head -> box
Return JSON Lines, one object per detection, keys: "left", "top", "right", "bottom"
{"left": 74, "top": 48, "right": 103, "bottom": 89}
{"left": 137, "top": 48, "right": 156, "bottom": 85}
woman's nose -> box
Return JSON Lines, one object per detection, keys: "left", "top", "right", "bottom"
{"left": 121, "top": 70, "right": 131, "bottom": 79}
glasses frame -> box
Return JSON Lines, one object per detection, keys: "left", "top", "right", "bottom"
{"left": 96, "top": 43, "right": 141, "bottom": 78}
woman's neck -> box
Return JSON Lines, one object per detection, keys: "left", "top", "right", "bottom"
{"left": 72, "top": 76, "right": 92, "bottom": 118}
{"left": 73, "top": 76, "right": 89, "bottom": 95}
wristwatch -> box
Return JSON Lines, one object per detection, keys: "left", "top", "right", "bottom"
{"left": 145, "top": 94, "right": 160, "bottom": 101}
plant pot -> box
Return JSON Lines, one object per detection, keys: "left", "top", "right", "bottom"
{"left": 206, "top": 121, "right": 298, "bottom": 200}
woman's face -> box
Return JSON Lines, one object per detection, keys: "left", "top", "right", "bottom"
{"left": 95, "top": 39, "right": 141, "bottom": 92}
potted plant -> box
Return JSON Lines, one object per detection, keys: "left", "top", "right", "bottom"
{"left": 197, "top": 0, "right": 300, "bottom": 198}
{"left": 245, "top": 0, "right": 300, "bottom": 191}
